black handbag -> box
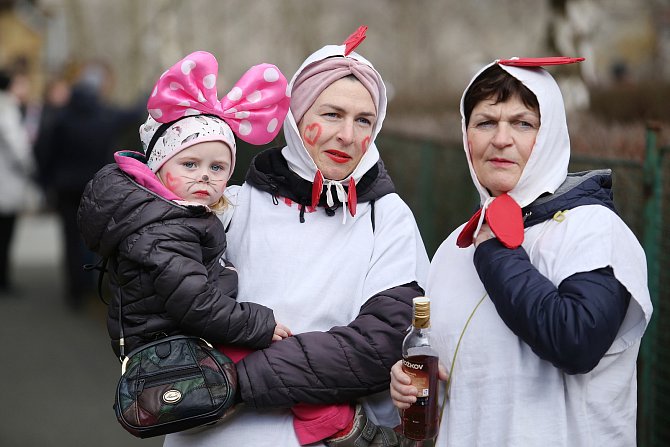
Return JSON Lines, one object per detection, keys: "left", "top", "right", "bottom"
{"left": 112, "top": 281, "right": 237, "bottom": 438}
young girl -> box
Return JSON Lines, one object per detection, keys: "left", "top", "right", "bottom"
{"left": 78, "top": 51, "right": 292, "bottom": 360}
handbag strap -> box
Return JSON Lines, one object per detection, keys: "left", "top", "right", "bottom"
{"left": 84, "top": 256, "right": 126, "bottom": 361}
{"left": 118, "top": 283, "right": 126, "bottom": 361}
{"left": 83, "top": 257, "right": 110, "bottom": 305}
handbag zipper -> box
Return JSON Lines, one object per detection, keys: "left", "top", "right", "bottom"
{"left": 136, "top": 366, "right": 202, "bottom": 393}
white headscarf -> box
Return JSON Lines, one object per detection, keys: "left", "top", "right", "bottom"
{"left": 460, "top": 61, "right": 571, "bottom": 209}
{"left": 282, "top": 45, "right": 388, "bottom": 186}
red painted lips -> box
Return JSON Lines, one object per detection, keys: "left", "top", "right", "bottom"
{"left": 325, "top": 150, "right": 351, "bottom": 164}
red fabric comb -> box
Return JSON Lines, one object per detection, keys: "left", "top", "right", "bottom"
{"left": 456, "top": 208, "right": 483, "bottom": 248}
{"left": 486, "top": 194, "right": 523, "bottom": 249}
{"left": 344, "top": 25, "right": 368, "bottom": 56}
{"left": 456, "top": 193, "right": 524, "bottom": 249}
{"left": 498, "top": 57, "right": 585, "bottom": 67}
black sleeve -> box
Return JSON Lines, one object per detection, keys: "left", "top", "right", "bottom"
{"left": 235, "top": 281, "right": 423, "bottom": 409}
{"left": 142, "top": 229, "right": 275, "bottom": 350}
{"left": 473, "top": 239, "right": 630, "bottom": 374}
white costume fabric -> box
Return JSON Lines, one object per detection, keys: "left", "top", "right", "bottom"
{"left": 428, "top": 62, "right": 652, "bottom": 446}
{"left": 165, "top": 43, "right": 429, "bottom": 447}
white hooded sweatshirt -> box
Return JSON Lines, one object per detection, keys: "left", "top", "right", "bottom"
{"left": 428, "top": 61, "right": 652, "bottom": 446}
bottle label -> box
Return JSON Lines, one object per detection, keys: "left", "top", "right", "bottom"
{"left": 402, "top": 358, "right": 430, "bottom": 397}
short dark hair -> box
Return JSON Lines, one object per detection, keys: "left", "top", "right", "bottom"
{"left": 463, "top": 65, "right": 539, "bottom": 126}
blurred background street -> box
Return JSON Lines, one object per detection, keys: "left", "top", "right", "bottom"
{"left": 0, "top": 0, "right": 668, "bottom": 445}
{"left": 0, "top": 213, "right": 163, "bottom": 447}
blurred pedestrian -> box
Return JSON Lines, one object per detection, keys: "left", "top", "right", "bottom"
{"left": 33, "top": 75, "right": 71, "bottom": 204}
{"left": 40, "top": 61, "right": 145, "bottom": 310}
{"left": 0, "top": 68, "right": 36, "bottom": 295}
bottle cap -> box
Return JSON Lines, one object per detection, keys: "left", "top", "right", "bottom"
{"left": 413, "top": 297, "right": 430, "bottom": 328}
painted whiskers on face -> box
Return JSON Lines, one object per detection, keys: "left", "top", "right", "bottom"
{"left": 183, "top": 173, "right": 225, "bottom": 192}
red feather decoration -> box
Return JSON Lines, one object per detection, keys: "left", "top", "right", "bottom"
{"left": 347, "top": 177, "right": 357, "bottom": 216}
{"left": 497, "top": 57, "right": 585, "bottom": 67}
{"left": 311, "top": 171, "right": 323, "bottom": 208}
{"left": 343, "top": 26, "right": 368, "bottom": 56}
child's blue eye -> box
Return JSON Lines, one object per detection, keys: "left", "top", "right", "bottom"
{"left": 183, "top": 161, "right": 196, "bottom": 168}
{"left": 211, "top": 165, "right": 222, "bottom": 172}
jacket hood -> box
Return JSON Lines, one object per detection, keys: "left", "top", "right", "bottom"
{"left": 524, "top": 169, "right": 616, "bottom": 227}
{"left": 281, "top": 44, "right": 388, "bottom": 187}
{"left": 78, "top": 162, "right": 209, "bottom": 257}
{"left": 246, "top": 147, "right": 395, "bottom": 208}
{"left": 460, "top": 60, "right": 570, "bottom": 208}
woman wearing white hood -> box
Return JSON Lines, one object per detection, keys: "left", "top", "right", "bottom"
{"left": 390, "top": 58, "right": 652, "bottom": 446}
{"left": 165, "top": 26, "right": 429, "bottom": 447}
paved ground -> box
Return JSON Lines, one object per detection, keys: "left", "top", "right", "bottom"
{"left": 0, "top": 213, "right": 163, "bottom": 447}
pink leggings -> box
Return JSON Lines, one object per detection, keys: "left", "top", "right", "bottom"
{"left": 220, "top": 345, "right": 355, "bottom": 445}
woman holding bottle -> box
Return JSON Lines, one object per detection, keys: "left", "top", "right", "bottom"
{"left": 390, "top": 57, "right": 652, "bottom": 446}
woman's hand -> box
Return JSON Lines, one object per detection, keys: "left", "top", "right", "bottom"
{"left": 390, "top": 360, "right": 449, "bottom": 409}
{"left": 390, "top": 360, "right": 417, "bottom": 409}
{"left": 273, "top": 322, "right": 292, "bottom": 341}
{"left": 474, "top": 223, "right": 496, "bottom": 248}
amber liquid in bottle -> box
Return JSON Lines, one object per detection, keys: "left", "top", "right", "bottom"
{"left": 401, "top": 297, "right": 439, "bottom": 441}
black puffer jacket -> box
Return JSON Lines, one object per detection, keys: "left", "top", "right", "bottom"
{"left": 232, "top": 148, "right": 424, "bottom": 408}
{"left": 78, "top": 160, "right": 276, "bottom": 358}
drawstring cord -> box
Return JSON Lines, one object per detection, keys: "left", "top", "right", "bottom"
{"left": 436, "top": 292, "right": 488, "bottom": 443}
{"left": 324, "top": 179, "right": 349, "bottom": 224}
{"left": 302, "top": 171, "right": 358, "bottom": 224}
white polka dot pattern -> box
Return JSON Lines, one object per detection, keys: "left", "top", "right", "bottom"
{"left": 145, "top": 50, "right": 290, "bottom": 149}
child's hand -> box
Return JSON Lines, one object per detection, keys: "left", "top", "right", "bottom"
{"left": 272, "top": 322, "right": 292, "bottom": 341}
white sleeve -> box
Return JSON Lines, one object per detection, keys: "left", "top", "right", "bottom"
{"left": 361, "top": 193, "right": 430, "bottom": 305}
{"left": 535, "top": 205, "right": 652, "bottom": 354}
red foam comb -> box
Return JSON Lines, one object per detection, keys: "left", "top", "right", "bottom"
{"left": 344, "top": 25, "right": 368, "bottom": 56}
{"left": 498, "top": 57, "right": 585, "bottom": 67}
{"left": 456, "top": 194, "right": 524, "bottom": 249}
{"left": 486, "top": 194, "right": 523, "bottom": 249}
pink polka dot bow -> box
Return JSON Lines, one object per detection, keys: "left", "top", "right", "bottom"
{"left": 147, "top": 51, "right": 290, "bottom": 145}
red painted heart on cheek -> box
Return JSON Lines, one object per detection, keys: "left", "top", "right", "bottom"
{"left": 303, "top": 123, "right": 322, "bottom": 146}
{"left": 361, "top": 136, "right": 370, "bottom": 154}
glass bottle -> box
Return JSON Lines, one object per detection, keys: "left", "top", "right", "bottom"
{"left": 401, "top": 297, "right": 439, "bottom": 441}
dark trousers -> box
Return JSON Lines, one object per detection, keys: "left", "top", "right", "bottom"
{"left": 55, "top": 189, "right": 94, "bottom": 308}
{"left": 0, "top": 214, "right": 17, "bottom": 289}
